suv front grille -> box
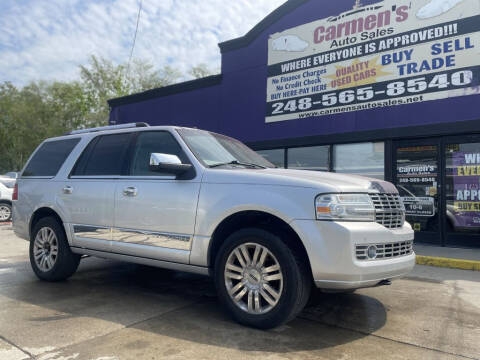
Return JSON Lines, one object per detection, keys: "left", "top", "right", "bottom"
{"left": 356, "top": 240, "right": 413, "bottom": 260}
{"left": 369, "top": 193, "right": 404, "bottom": 229}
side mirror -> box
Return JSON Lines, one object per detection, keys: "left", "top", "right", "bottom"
{"left": 149, "top": 153, "right": 192, "bottom": 176}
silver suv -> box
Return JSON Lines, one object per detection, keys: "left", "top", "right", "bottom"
{"left": 13, "top": 123, "right": 415, "bottom": 329}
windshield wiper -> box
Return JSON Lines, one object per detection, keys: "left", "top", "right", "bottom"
{"left": 209, "top": 160, "right": 266, "bottom": 169}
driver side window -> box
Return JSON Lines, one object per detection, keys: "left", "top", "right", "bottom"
{"left": 130, "top": 131, "right": 188, "bottom": 176}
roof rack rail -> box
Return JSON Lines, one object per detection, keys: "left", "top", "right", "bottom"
{"left": 66, "top": 122, "right": 149, "bottom": 135}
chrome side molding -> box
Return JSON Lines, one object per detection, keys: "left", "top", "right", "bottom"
{"left": 72, "top": 224, "right": 192, "bottom": 251}
{"left": 73, "top": 225, "right": 111, "bottom": 240}
{"left": 112, "top": 228, "right": 192, "bottom": 251}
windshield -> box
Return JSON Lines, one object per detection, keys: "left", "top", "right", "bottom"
{"left": 4, "top": 172, "right": 17, "bottom": 179}
{"left": 178, "top": 129, "right": 274, "bottom": 168}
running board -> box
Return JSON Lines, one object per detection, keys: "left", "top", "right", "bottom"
{"left": 71, "top": 247, "right": 210, "bottom": 276}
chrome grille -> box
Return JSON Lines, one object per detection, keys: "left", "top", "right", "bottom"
{"left": 369, "top": 193, "right": 405, "bottom": 229}
{"left": 356, "top": 240, "right": 414, "bottom": 261}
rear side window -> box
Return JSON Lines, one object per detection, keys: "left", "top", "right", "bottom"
{"left": 23, "top": 138, "right": 80, "bottom": 177}
{"left": 72, "top": 133, "right": 132, "bottom": 176}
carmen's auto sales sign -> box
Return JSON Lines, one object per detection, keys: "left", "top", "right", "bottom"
{"left": 266, "top": 0, "right": 480, "bottom": 123}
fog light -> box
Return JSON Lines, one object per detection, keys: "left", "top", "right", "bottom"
{"left": 367, "top": 245, "right": 377, "bottom": 259}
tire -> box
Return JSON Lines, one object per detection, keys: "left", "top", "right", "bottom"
{"left": 0, "top": 203, "right": 11, "bottom": 222}
{"left": 214, "top": 228, "right": 311, "bottom": 329}
{"left": 30, "top": 217, "right": 81, "bottom": 281}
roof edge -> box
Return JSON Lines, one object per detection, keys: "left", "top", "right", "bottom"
{"left": 218, "top": 0, "right": 311, "bottom": 54}
{"left": 108, "top": 74, "right": 223, "bottom": 108}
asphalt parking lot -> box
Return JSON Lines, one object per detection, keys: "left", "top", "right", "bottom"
{"left": 0, "top": 224, "right": 479, "bottom": 360}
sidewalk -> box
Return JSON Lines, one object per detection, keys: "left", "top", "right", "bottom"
{"left": 414, "top": 244, "right": 480, "bottom": 271}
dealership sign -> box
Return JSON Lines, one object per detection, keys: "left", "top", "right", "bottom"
{"left": 401, "top": 196, "right": 435, "bottom": 216}
{"left": 266, "top": 0, "right": 480, "bottom": 122}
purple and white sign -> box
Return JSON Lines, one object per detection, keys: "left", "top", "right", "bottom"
{"left": 451, "top": 151, "right": 480, "bottom": 228}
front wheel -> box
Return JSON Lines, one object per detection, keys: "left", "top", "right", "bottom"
{"left": 30, "top": 217, "right": 81, "bottom": 281}
{"left": 215, "top": 228, "right": 311, "bottom": 329}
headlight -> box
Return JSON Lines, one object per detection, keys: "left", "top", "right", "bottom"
{"left": 315, "top": 193, "right": 375, "bottom": 221}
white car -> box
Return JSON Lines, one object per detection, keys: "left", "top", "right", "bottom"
{"left": 13, "top": 123, "right": 415, "bottom": 329}
{"left": 0, "top": 177, "right": 14, "bottom": 222}
{"left": 3, "top": 172, "right": 18, "bottom": 179}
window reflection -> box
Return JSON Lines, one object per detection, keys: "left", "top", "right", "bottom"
{"left": 287, "top": 146, "right": 329, "bottom": 171}
{"left": 257, "top": 149, "right": 285, "bottom": 168}
{"left": 334, "top": 142, "right": 385, "bottom": 179}
{"left": 396, "top": 145, "right": 438, "bottom": 233}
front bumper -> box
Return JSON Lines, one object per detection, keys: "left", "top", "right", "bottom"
{"left": 290, "top": 220, "right": 415, "bottom": 290}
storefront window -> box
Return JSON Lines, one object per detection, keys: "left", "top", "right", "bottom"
{"left": 333, "top": 142, "right": 385, "bottom": 179}
{"left": 395, "top": 145, "right": 439, "bottom": 233}
{"left": 257, "top": 149, "right": 285, "bottom": 168}
{"left": 287, "top": 146, "right": 329, "bottom": 171}
{"left": 446, "top": 143, "right": 480, "bottom": 234}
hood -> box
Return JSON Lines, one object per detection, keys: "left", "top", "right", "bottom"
{"left": 203, "top": 167, "right": 398, "bottom": 194}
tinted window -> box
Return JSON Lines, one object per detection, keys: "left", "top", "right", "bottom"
{"left": 130, "top": 131, "right": 187, "bottom": 176}
{"left": 23, "top": 138, "right": 80, "bottom": 177}
{"left": 73, "top": 133, "right": 132, "bottom": 176}
{"left": 288, "top": 146, "right": 329, "bottom": 171}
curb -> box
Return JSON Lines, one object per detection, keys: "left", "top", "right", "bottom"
{"left": 416, "top": 255, "right": 480, "bottom": 271}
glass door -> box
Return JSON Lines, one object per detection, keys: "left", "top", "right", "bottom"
{"left": 393, "top": 139, "right": 442, "bottom": 245}
{"left": 444, "top": 135, "right": 480, "bottom": 247}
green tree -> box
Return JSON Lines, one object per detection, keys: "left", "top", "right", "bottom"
{"left": 0, "top": 55, "right": 211, "bottom": 173}
{"left": 80, "top": 55, "right": 183, "bottom": 126}
{"left": 0, "top": 80, "right": 92, "bottom": 172}
{"left": 189, "top": 64, "right": 216, "bottom": 79}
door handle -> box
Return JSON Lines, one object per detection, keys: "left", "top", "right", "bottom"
{"left": 63, "top": 186, "right": 73, "bottom": 195}
{"left": 123, "top": 186, "right": 138, "bottom": 197}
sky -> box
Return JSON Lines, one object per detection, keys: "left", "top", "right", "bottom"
{"left": 0, "top": 0, "right": 286, "bottom": 86}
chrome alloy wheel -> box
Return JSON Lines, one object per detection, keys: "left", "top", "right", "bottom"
{"left": 0, "top": 205, "right": 10, "bottom": 221}
{"left": 224, "top": 243, "right": 284, "bottom": 314}
{"left": 33, "top": 227, "right": 59, "bottom": 272}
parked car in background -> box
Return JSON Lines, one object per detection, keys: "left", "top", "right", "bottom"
{"left": 12, "top": 123, "right": 414, "bottom": 329}
{"left": 3, "top": 172, "right": 18, "bottom": 179}
{"left": 0, "top": 177, "right": 14, "bottom": 222}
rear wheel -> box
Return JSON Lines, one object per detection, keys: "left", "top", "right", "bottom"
{"left": 215, "top": 228, "right": 311, "bottom": 329}
{"left": 30, "top": 217, "right": 81, "bottom": 281}
{"left": 0, "top": 203, "right": 11, "bottom": 222}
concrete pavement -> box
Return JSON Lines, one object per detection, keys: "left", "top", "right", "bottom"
{"left": 0, "top": 224, "right": 479, "bottom": 360}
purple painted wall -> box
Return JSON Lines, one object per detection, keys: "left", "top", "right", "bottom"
{"left": 109, "top": 0, "right": 480, "bottom": 144}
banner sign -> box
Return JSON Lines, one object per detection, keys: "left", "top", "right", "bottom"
{"left": 266, "top": 0, "right": 480, "bottom": 123}
{"left": 451, "top": 151, "right": 480, "bottom": 227}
